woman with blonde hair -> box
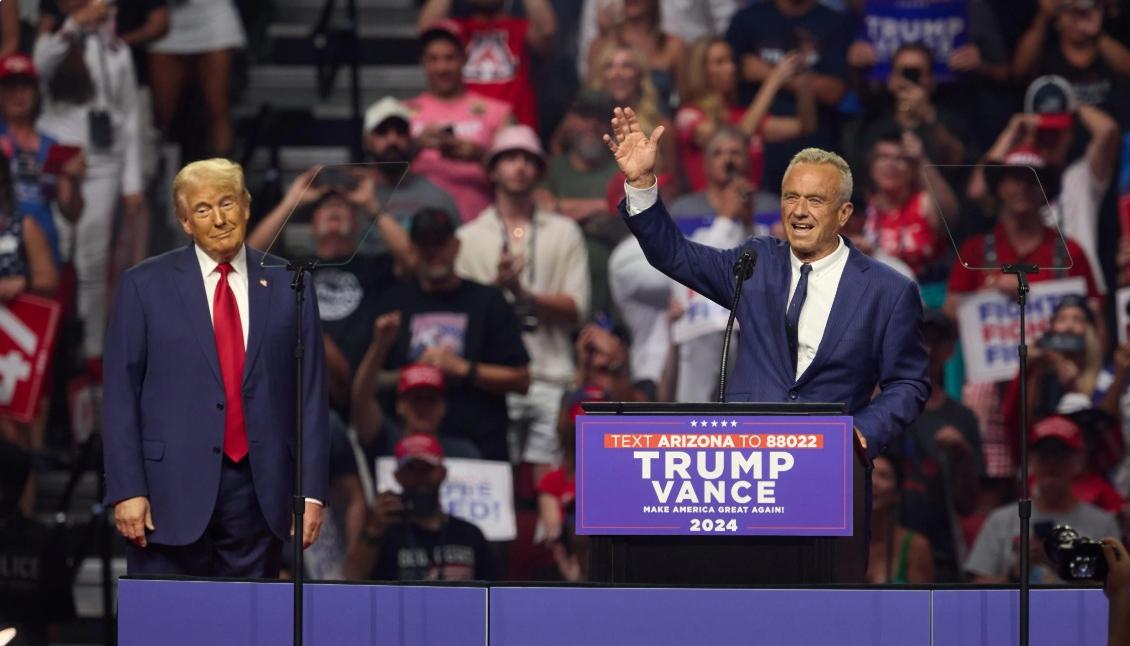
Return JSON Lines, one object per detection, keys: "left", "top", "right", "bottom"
{"left": 584, "top": 0, "right": 683, "bottom": 112}
{"left": 587, "top": 41, "right": 680, "bottom": 197}
{"left": 675, "top": 36, "right": 816, "bottom": 193}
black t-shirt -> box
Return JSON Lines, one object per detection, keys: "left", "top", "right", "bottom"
{"left": 0, "top": 513, "right": 75, "bottom": 642}
{"left": 886, "top": 397, "right": 985, "bottom": 583}
{"left": 724, "top": 1, "right": 851, "bottom": 187}
{"left": 40, "top": 0, "right": 167, "bottom": 86}
{"left": 375, "top": 279, "right": 529, "bottom": 461}
{"left": 1040, "top": 36, "right": 1130, "bottom": 124}
{"left": 313, "top": 253, "right": 396, "bottom": 372}
{"left": 371, "top": 516, "right": 496, "bottom": 581}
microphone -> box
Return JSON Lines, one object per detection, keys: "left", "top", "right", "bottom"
{"left": 718, "top": 249, "right": 757, "bottom": 403}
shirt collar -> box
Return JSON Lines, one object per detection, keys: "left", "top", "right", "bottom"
{"left": 790, "top": 236, "right": 848, "bottom": 278}
{"left": 194, "top": 243, "right": 248, "bottom": 280}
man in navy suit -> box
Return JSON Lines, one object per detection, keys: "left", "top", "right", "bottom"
{"left": 603, "top": 107, "right": 928, "bottom": 457}
{"left": 102, "top": 158, "right": 329, "bottom": 576}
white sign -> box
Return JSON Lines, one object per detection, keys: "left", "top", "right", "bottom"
{"left": 375, "top": 457, "right": 517, "bottom": 541}
{"left": 957, "top": 277, "right": 1086, "bottom": 383}
{"left": 670, "top": 285, "right": 736, "bottom": 345}
{"left": 1117, "top": 287, "right": 1130, "bottom": 346}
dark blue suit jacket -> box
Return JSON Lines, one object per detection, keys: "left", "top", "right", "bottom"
{"left": 624, "top": 199, "right": 929, "bottom": 456}
{"left": 102, "top": 244, "right": 330, "bottom": 545}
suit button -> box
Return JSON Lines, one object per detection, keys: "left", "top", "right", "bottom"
{"left": 789, "top": 392, "right": 798, "bottom": 400}
{"left": 216, "top": 402, "right": 224, "bottom": 411}
{"left": 212, "top": 446, "right": 221, "bottom": 454}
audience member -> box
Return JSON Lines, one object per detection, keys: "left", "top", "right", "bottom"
{"left": 374, "top": 207, "right": 531, "bottom": 462}
{"left": 724, "top": 0, "right": 851, "bottom": 188}
{"left": 363, "top": 97, "right": 460, "bottom": 230}
{"left": 669, "top": 126, "right": 767, "bottom": 222}
{"left": 887, "top": 310, "right": 984, "bottom": 582}
{"left": 419, "top": 0, "right": 556, "bottom": 129}
{"left": 343, "top": 433, "right": 497, "bottom": 581}
{"left": 147, "top": 0, "right": 243, "bottom": 156}
{"left": 676, "top": 38, "right": 815, "bottom": 193}
{"left": 1098, "top": 341, "right": 1130, "bottom": 497}
{"left": 607, "top": 233, "right": 670, "bottom": 395}
{"left": 408, "top": 22, "right": 514, "bottom": 223}
{"left": 965, "top": 416, "right": 1119, "bottom": 583}
{"left": 536, "top": 386, "right": 594, "bottom": 581}
{"left": 574, "top": 322, "right": 648, "bottom": 403}
{"left": 588, "top": 41, "right": 679, "bottom": 198}
{"left": 584, "top": 0, "right": 683, "bottom": 111}
{"left": 455, "top": 125, "right": 589, "bottom": 480}
{"left": 857, "top": 44, "right": 968, "bottom": 169}
{"left": 1106, "top": 537, "right": 1130, "bottom": 646}
{"left": 0, "top": 52, "right": 83, "bottom": 264}
{"left": 867, "top": 455, "right": 934, "bottom": 584}
{"left": 35, "top": 0, "right": 144, "bottom": 362}
{"left": 538, "top": 90, "right": 618, "bottom": 222}
{"left": 862, "top": 127, "right": 958, "bottom": 282}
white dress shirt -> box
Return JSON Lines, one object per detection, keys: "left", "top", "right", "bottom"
{"left": 193, "top": 244, "right": 322, "bottom": 507}
{"left": 194, "top": 244, "right": 250, "bottom": 348}
{"left": 624, "top": 180, "right": 850, "bottom": 381}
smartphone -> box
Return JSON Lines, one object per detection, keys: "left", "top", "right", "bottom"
{"left": 41, "top": 144, "right": 83, "bottom": 176}
{"left": 902, "top": 68, "right": 922, "bottom": 85}
{"left": 441, "top": 125, "right": 456, "bottom": 137}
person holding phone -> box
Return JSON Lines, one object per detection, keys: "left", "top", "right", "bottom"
{"left": 342, "top": 433, "right": 496, "bottom": 582}
{"left": 0, "top": 52, "right": 83, "bottom": 266}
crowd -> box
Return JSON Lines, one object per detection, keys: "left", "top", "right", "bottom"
{"left": 3, "top": 0, "right": 1130, "bottom": 639}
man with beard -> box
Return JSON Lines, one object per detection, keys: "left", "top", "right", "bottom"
{"left": 343, "top": 433, "right": 496, "bottom": 581}
{"left": 374, "top": 207, "right": 531, "bottom": 461}
{"left": 364, "top": 96, "right": 460, "bottom": 230}
{"left": 538, "top": 90, "right": 619, "bottom": 222}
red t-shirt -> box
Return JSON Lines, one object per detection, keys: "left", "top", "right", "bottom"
{"left": 457, "top": 16, "right": 538, "bottom": 129}
{"left": 536, "top": 468, "right": 575, "bottom": 513}
{"left": 865, "top": 191, "right": 938, "bottom": 278}
{"left": 947, "top": 224, "right": 1101, "bottom": 300}
{"left": 674, "top": 105, "right": 766, "bottom": 193}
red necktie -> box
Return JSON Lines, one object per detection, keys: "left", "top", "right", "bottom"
{"left": 213, "top": 262, "right": 248, "bottom": 462}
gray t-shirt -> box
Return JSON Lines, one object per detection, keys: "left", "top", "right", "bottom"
{"left": 965, "top": 500, "right": 1119, "bottom": 583}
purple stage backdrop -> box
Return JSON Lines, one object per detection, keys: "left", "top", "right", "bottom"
{"left": 117, "top": 579, "right": 487, "bottom": 646}
{"left": 118, "top": 580, "right": 1109, "bottom": 646}
{"left": 576, "top": 414, "right": 854, "bottom": 536}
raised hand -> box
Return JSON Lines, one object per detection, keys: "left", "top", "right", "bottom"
{"left": 602, "top": 107, "right": 665, "bottom": 188}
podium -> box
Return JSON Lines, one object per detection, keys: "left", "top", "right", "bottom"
{"left": 579, "top": 402, "right": 869, "bottom": 585}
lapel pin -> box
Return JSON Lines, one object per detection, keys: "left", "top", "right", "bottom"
{"left": 259, "top": 279, "right": 268, "bottom": 287}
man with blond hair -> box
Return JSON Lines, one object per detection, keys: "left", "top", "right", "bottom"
{"left": 102, "top": 158, "right": 330, "bottom": 576}
{"left": 605, "top": 107, "right": 928, "bottom": 457}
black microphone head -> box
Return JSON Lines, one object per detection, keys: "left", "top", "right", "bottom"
{"left": 733, "top": 249, "right": 756, "bottom": 279}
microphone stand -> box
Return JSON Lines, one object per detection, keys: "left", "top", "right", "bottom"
{"left": 1002, "top": 262, "right": 1037, "bottom": 646}
{"left": 718, "top": 250, "right": 756, "bottom": 403}
{"left": 288, "top": 259, "right": 318, "bottom": 646}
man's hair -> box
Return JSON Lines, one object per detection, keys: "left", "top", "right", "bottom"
{"left": 704, "top": 125, "right": 749, "bottom": 157}
{"left": 410, "top": 207, "right": 456, "bottom": 247}
{"left": 172, "top": 158, "right": 251, "bottom": 217}
{"left": 892, "top": 42, "right": 935, "bottom": 71}
{"left": 783, "top": 148, "right": 854, "bottom": 206}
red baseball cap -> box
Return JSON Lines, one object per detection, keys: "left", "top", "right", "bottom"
{"left": 0, "top": 53, "right": 37, "bottom": 83}
{"left": 397, "top": 363, "right": 445, "bottom": 395}
{"left": 1031, "top": 415, "right": 1084, "bottom": 452}
{"left": 394, "top": 432, "right": 445, "bottom": 467}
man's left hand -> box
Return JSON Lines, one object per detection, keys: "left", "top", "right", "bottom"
{"left": 418, "top": 345, "right": 469, "bottom": 378}
{"left": 291, "top": 500, "right": 324, "bottom": 549}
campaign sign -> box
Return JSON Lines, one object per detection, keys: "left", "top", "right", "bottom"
{"left": 670, "top": 285, "right": 735, "bottom": 345}
{"left": 0, "top": 294, "right": 61, "bottom": 423}
{"left": 862, "top": 0, "right": 968, "bottom": 82}
{"left": 576, "top": 415, "right": 854, "bottom": 536}
{"left": 376, "top": 457, "right": 517, "bottom": 541}
{"left": 957, "top": 277, "right": 1085, "bottom": 383}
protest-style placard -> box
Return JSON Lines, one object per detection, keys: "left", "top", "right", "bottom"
{"left": 862, "top": 0, "right": 968, "bottom": 82}
{"left": 376, "top": 456, "right": 517, "bottom": 541}
{"left": 576, "top": 415, "right": 854, "bottom": 537}
{"left": 0, "top": 294, "right": 61, "bottom": 423}
{"left": 957, "top": 277, "right": 1086, "bottom": 383}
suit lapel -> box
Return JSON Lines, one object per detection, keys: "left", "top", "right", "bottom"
{"left": 172, "top": 244, "right": 222, "bottom": 385}
{"left": 796, "top": 247, "right": 872, "bottom": 386}
{"left": 243, "top": 247, "right": 273, "bottom": 385}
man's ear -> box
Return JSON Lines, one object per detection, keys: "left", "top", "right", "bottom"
{"left": 838, "top": 200, "right": 854, "bottom": 227}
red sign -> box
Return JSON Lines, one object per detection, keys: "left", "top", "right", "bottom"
{"left": 0, "top": 293, "right": 61, "bottom": 423}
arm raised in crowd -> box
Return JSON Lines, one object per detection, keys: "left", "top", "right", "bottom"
{"left": 351, "top": 312, "right": 401, "bottom": 449}
{"left": 523, "top": 0, "right": 557, "bottom": 56}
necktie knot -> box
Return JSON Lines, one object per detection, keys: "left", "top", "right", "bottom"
{"left": 217, "top": 262, "right": 233, "bottom": 279}
{"left": 799, "top": 263, "right": 812, "bottom": 276}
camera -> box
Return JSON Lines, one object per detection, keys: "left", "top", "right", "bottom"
{"left": 901, "top": 67, "right": 923, "bottom": 85}
{"left": 514, "top": 299, "right": 539, "bottom": 333}
{"left": 315, "top": 168, "right": 359, "bottom": 192}
{"left": 1037, "top": 332, "right": 1085, "bottom": 354}
{"left": 1044, "top": 525, "right": 1109, "bottom": 581}
{"left": 88, "top": 110, "right": 114, "bottom": 149}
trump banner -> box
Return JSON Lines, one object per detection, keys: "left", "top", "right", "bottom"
{"left": 0, "top": 294, "right": 61, "bottom": 423}
{"left": 957, "top": 277, "right": 1086, "bottom": 383}
{"left": 376, "top": 457, "right": 517, "bottom": 541}
{"left": 575, "top": 415, "right": 854, "bottom": 537}
{"left": 862, "top": 0, "right": 968, "bottom": 82}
